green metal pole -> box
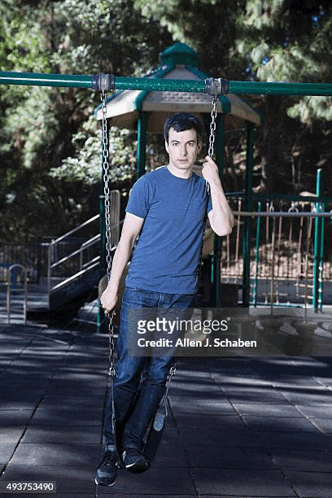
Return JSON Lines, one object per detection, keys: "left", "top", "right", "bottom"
{"left": 319, "top": 201, "right": 325, "bottom": 311}
{"left": 0, "top": 71, "right": 94, "bottom": 88}
{"left": 3, "top": 71, "right": 332, "bottom": 96}
{"left": 137, "top": 112, "right": 148, "bottom": 178}
{"left": 228, "top": 81, "right": 332, "bottom": 97}
{"left": 313, "top": 168, "right": 323, "bottom": 311}
{"left": 242, "top": 123, "right": 255, "bottom": 306}
{"left": 253, "top": 202, "right": 262, "bottom": 307}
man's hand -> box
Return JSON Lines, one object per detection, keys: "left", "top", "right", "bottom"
{"left": 201, "top": 156, "right": 221, "bottom": 187}
{"left": 202, "top": 155, "right": 234, "bottom": 236}
{"left": 100, "top": 288, "right": 118, "bottom": 316}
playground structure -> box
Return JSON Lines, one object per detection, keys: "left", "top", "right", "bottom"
{"left": 0, "top": 194, "right": 120, "bottom": 324}
{"left": 1, "top": 42, "right": 332, "bottom": 326}
{"left": 1, "top": 190, "right": 331, "bottom": 316}
{"left": 221, "top": 187, "right": 331, "bottom": 310}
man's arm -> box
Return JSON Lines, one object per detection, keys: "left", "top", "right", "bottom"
{"left": 202, "top": 156, "right": 234, "bottom": 236}
{"left": 101, "top": 212, "right": 144, "bottom": 314}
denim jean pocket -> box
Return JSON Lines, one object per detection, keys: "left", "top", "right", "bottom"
{"left": 122, "top": 287, "right": 158, "bottom": 308}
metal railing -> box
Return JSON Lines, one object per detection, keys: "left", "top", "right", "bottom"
{"left": 44, "top": 214, "right": 101, "bottom": 299}
{"left": 44, "top": 201, "right": 121, "bottom": 304}
{"left": 0, "top": 190, "right": 121, "bottom": 318}
{"left": 219, "top": 197, "right": 331, "bottom": 309}
{"left": 6, "top": 264, "right": 27, "bottom": 324}
{"left": 0, "top": 244, "right": 41, "bottom": 285}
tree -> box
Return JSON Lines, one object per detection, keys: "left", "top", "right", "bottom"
{"left": 134, "top": 0, "right": 332, "bottom": 195}
{"left": 2, "top": 0, "right": 332, "bottom": 243}
{"left": 133, "top": 0, "right": 246, "bottom": 78}
{"left": 235, "top": 0, "right": 332, "bottom": 193}
{"left": 0, "top": 0, "right": 173, "bottom": 241}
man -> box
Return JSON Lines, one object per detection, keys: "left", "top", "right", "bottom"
{"left": 95, "top": 112, "right": 234, "bottom": 486}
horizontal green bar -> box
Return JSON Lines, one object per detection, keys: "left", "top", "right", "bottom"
{"left": 235, "top": 211, "right": 332, "bottom": 218}
{"left": 1, "top": 71, "right": 332, "bottom": 96}
{"left": 229, "top": 80, "right": 332, "bottom": 96}
{"left": 227, "top": 191, "right": 332, "bottom": 204}
{"left": 0, "top": 71, "right": 93, "bottom": 88}
{"left": 114, "top": 76, "right": 205, "bottom": 93}
{"left": 0, "top": 71, "right": 205, "bottom": 92}
{"left": 114, "top": 77, "right": 332, "bottom": 96}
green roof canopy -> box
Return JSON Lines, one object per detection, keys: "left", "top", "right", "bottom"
{"left": 96, "top": 42, "right": 262, "bottom": 132}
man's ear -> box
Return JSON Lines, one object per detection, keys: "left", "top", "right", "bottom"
{"left": 197, "top": 140, "right": 202, "bottom": 153}
{"left": 165, "top": 140, "right": 169, "bottom": 153}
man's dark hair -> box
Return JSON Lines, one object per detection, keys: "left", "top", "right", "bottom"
{"left": 164, "top": 112, "right": 203, "bottom": 144}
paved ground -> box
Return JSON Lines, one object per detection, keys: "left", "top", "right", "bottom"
{"left": 1, "top": 313, "right": 332, "bottom": 498}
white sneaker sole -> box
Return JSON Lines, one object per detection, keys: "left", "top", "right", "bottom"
{"left": 95, "top": 477, "right": 116, "bottom": 487}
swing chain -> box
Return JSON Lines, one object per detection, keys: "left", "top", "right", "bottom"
{"left": 208, "top": 95, "right": 218, "bottom": 158}
{"left": 162, "top": 364, "right": 177, "bottom": 416}
{"left": 205, "top": 76, "right": 229, "bottom": 158}
{"left": 101, "top": 90, "right": 116, "bottom": 377}
{"left": 108, "top": 312, "right": 116, "bottom": 377}
{"left": 101, "top": 90, "right": 113, "bottom": 279}
{"left": 165, "top": 364, "right": 176, "bottom": 397}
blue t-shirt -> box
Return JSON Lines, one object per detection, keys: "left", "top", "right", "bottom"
{"left": 124, "top": 166, "right": 212, "bottom": 294}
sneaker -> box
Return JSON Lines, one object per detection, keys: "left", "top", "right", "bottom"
{"left": 95, "top": 451, "right": 117, "bottom": 486}
{"left": 122, "top": 448, "right": 149, "bottom": 473}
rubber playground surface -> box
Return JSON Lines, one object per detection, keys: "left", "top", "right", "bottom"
{"left": 1, "top": 307, "right": 332, "bottom": 497}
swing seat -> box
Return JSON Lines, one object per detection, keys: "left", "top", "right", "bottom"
{"left": 143, "top": 407, "right": 167, "bottom": 464}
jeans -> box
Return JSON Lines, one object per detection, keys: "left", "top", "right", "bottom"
{"left": 103, "top": 286, "right": 196, "bottom": 452}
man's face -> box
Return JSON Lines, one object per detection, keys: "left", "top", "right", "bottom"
{"left": 165, "top": 128, "right": 202, "bottom": 173}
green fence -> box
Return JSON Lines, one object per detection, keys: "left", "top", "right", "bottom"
{"left": 221, "top": 172, "right": 332, "bottom": 310}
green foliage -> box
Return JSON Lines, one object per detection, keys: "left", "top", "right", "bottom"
{"left": 235, "top": 0, "right": 332, "bottom": 122}
{"left": 287, "top": 96, "right": 332, "bottom": 124}
{"left": 0, "top": 0, "right": 52, "bottom": 111}
{"left": 50, "top": 0, "right": 172, "bottom": 76}
{"left": 49, "top": 117, "right": 137, "bottom": 185}
{"left": 0, "top": 1, "right": 51, "bottom": 73}
{"left": 2, "top": 0, "right": 332, "bottom": 241}
{"left": 0, "top": 0, "right": 172, "bottom": 241}
{"left": 3, "top": 87, "right": 58, "bottom": 170}
{"left": 133, "top": 0, "right": 246, "bottom": 77}
{"left": 230, "top": 0, "right": 332, "bottom": 193}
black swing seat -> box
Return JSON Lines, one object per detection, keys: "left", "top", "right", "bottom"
{"left": 143, "top": 406, "right": 167, "bottom": 463}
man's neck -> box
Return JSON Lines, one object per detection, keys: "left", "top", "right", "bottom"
{"left": 167, "top": 163, "right": 193, "bottom": 179}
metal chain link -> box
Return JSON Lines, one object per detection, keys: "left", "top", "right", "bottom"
{"left": 165, "top": 364, "right": 176, "bottom": 399}
{"left": 208, "top": 95, "right": 218, "bottom": 158}
{"left": 163, "top": 364, "right": 177, "bottom": 416}
{"left": 101, "top": 90, "right": 116, "bottom": 377}
{"left": 107, "top": 316, "right": 116, "bottom": 377}
{"left": 101, "top": 90, "right": 113, "bottom": 278}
